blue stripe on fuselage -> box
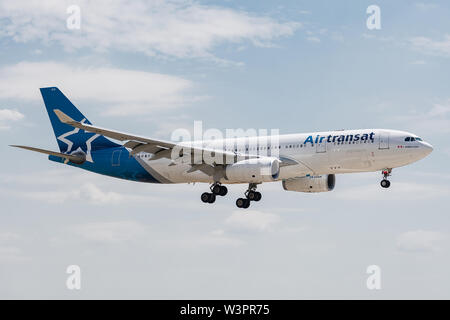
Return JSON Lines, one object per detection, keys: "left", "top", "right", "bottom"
{"left": 48, "top": 146, "right": 160, "bottom": 183}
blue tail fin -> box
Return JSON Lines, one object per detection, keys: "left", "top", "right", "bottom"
{"left": 40, "top": 87, "right": 119, "bottom": 154}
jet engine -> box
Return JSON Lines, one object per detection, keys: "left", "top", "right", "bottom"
{"left": 282, "top": 174, "right": 335, "bottom": 193}
{"left": 225, "top": 158, "right": 280, "bottom": 183}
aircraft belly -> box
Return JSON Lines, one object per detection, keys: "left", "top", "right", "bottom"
{"left": 330, "top": 148, "right": 372, "bottom": 171}
{"left": 295, "top": 152, "right": 329, "bottom": 175}
{"left": 279, "top": 163, "right": 312, "bottom": 179}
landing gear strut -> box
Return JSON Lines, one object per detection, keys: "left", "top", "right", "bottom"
{"left": 380, "top": 169, "right": 392, "bottom": 188}
{"left": 236, "top": 183, "right": 262, "bottom": 209}
{"left": 201, "top": 182, "right": 228, "bottom": 204}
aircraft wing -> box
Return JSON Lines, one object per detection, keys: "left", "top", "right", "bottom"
{"left": 54, "top": 109, "right": 175, "bottom": 150}
{"left": 53, "top": 109, "right": 298, "bottom": 167}
{"left": 54, "top": 109, "right": 246, "bottom": 164}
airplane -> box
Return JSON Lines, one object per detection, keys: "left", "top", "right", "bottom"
{"left": 11, "top": 87, "right": 433, "bottom": 209}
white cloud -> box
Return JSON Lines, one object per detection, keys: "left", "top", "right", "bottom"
{"left": 414, "top": 3, "right": 438, "bottom": 10}
{"left": 0, "top": 62, "right": 202, "bottom": 116}
{"left": 0, "top": 169, "right": 165, "bottom": 206}
{"left": 396, "top": 230, "right": 447, "bottom": 252}
{"left": 71, "top": 220, "right": 147, "bottom": 244}
{"left": 306, "top": 36, "right": 321, "bottom": 43}
{"left": 332, "top": 180, "right": 450, "bottom": 202}
{"left": 331, "top": 32, "right": 344, "bottom": 42}
{"left": 0, "top": 232, "right": 21, "bottom": 242}
{"left": 0, "top": 109, "right": 24, "bottom": 121}
{"left": 410, "top": 35, "right": 450, "bottom": 57}
{"left": 0, "top": 169, "right": 88, "bottom": 186}
{"left": 362, "top": 33, "right": 376, "bottom": 40}
{"left": 390, "top": 101, "right": 450, "bottom": 134}
{"left": 0, "top": 0, "right": 299, "bottom": 60}
{"left": 0, "top": 108, "right": 24, "bottom": 130}
{"left": 20, "top": 182, "right": 152, "bottom": 205}
{"left": 443, "top": 148, "right": 450, "bottom": 158}
{"left": 0, "top": 232, "right": 28, "bottom": 263}
{"left": 187, "top": 229, "right": 244, "bottom": 247}
{"left": 225, "top": 210, "right": 280, "bottom": 232}
{"left": 0, "top": 246, "right": 29, "bottom": 262}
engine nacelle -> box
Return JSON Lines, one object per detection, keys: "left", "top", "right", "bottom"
{"left": 282, "top": 174, "right": 336, "bottom": 193}
{"left": 225, "top": 158, "right": 280, "bottom": 183}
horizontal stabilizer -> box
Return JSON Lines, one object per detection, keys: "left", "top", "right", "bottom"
{"left": 10, "top": 145, "right": 86, "bottom": 164}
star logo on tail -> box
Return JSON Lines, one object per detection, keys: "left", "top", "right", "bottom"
{"left": 57, "top": 119, "right": 99, "bottom": 163}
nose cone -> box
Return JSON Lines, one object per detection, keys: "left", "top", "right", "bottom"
{"left": 421, "top": 141, "right": 433, "bottom": 156}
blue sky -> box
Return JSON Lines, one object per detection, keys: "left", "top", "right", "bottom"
{"left": 0, "top": 0, "right": 450, "bottom": 298}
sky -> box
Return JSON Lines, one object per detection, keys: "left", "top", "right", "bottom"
{"left": 0, "top": 0, "right": 450, "bottom": 299}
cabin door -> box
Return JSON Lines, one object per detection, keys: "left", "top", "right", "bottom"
{"left": 316, "top": 140, "right": 326, "bottom": 153}
{"left": 379, "top": 132, "right": 390, "bottom": 150}
{"left": 112, "top": 149, "right": 122, "bottom": 166}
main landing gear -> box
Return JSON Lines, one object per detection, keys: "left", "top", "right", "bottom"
{"left": 201, "top": 183, "right": 228, "bottom": 204}
{"left": 236, "top": 183, "right": 262, "bottom": 209}
{"left": 380, "top": 169, "right": 392, "bottom": 188}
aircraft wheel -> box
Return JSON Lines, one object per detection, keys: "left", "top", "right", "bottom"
{"left": 208, "top": 193, "right": 216, "bottom": 203}
{"left": 247, "top": 191, "right": 256, "bottom": 201}
{"left": 236, "top": 198, "right": 245, "bottom": 208}
{"left": 254, "top": 192, "right": 262, "bottom": 201}
{"left": 380, "top": 179, "right": 391, "bottom": 188}
{"left": 242, "top": 199, "right": 250, "bottom": 209}
{"left": 212, "top": 184, "right": 222, "bottom": 195}
{"left": 201, "top": 192, "right": 210, "bottom": 203}
{"left": 219, "top": 186, "right": 228, "bottom": 196}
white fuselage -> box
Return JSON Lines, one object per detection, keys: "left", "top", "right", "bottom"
{"left": 134, "top": 129, "right": 433, "bottom": 184}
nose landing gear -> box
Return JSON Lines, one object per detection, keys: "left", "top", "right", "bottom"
{"left": 380, "top": 169, "right": 392, "bottom": 188}
{"left": 236, "top": 183, "right": 262, "bottom": 209}
{"left": 201, "top": 182, "right": 228, "bottom": 204}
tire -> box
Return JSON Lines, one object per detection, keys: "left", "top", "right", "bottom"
{"left": 254, "top": 192, "right": 262, "bottom": 201}
{"left": 247, "top": 191, "right": 256, "bottom": 200}
{"left": 208, "top": 193, "right": 216, "bottom": 203}
{"left": 201, "top": 192, "right": 210, "bottom": 203}
{"left": 212, "top": 185, "right": 221, "bottom": 195}
{"left": 219, "top": 186, "right": 228, "bottom": 196}
{"left": 236, "top": 198, "right": 245, "bottom": 208}
{"left": 380, "top": 180, "right": 390, "bottom": 188}
{"left": 242, "top": 199, "right": 250, "bottom": 209}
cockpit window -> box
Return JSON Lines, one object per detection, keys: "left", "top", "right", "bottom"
{"left": 405, "top": 136, "right": 422, "bottom": 142}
